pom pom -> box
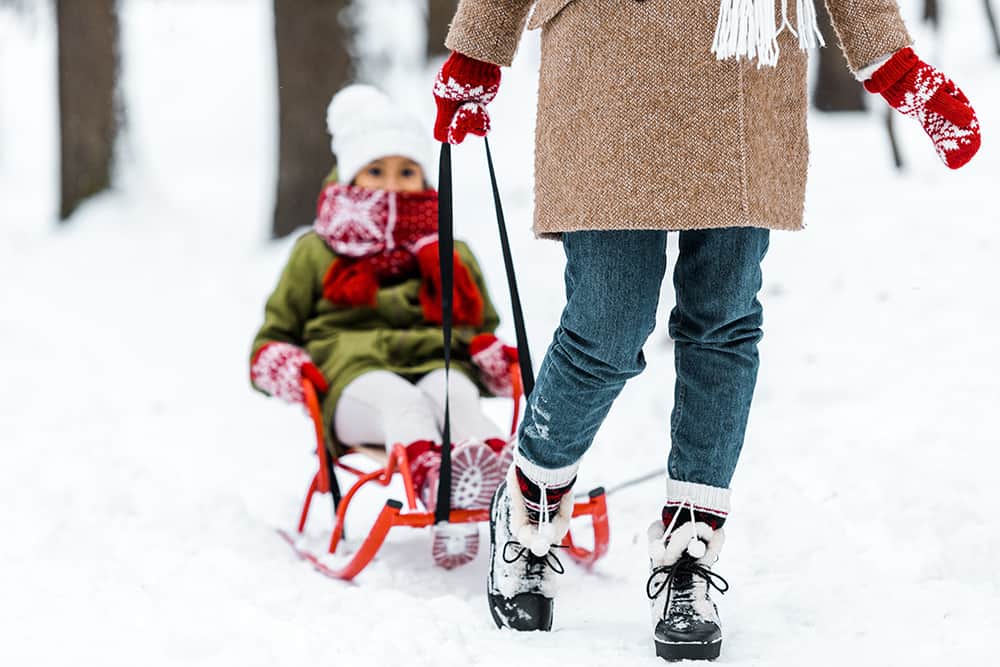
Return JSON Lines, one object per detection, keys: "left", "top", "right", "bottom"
{"left": 326, "top": 84, "right": 391, "bottom": 138}
{"left": 687, "top": 538, "right": 707, "bottom": 559}
{"left": 519, "top": 522, "right": 555, "bottom": 558}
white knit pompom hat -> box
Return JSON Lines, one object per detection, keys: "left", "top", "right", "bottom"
{"left": 326, "top": 84, "right": 436, "bottom": 188}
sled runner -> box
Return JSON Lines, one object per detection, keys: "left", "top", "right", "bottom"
{"left": 278, "top": 371, "right": 609, "bottom": 580}
{"left": 278, "top": 138, "right": 610, "bottom": 580}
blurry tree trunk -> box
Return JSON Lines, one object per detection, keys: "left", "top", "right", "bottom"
{"left": 985, "top": 0, "right": 1000, "bottom": 56}
{"left": 427, "top": 0, "right": 455, "bottom": 59}
{"left": 885, "top": 109, "right": 903, "bottom": 170}
{"left": 812, "top": 2, "right": 865, "bottom": 111}
{"left": 273, "top": 0, "right": 353, "bottom": 238}
{"left": 56, "top": 0, "right": 119, "bottom": 221}
{"left": 923, "top": 0, "right": 940, "bottom": 29}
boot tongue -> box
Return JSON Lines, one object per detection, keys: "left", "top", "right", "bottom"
{"left": 672, "top": 553, "right": 699, "bottom": 588}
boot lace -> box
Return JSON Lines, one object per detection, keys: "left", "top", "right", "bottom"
{"left": 502, "top": 541, "right": 566, "bottom": 581}
{"left": 646, "top": 557, "right": 730, "bottom": 618}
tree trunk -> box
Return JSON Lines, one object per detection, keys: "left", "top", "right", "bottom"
{"left": 272, "top": 0, "right": 354, "bottom": 238}
{"left": 812, "top": 2, "right": 866, "bottom": 112}
{"left": 985, "top": 0, "right": 1000, "bottom": 56}
{"left": 56, "top": 0, "right": 119, "bottom": 221}
{"left": 885, "top": 108, "right": 904, "bottom": 170}
{"left": 923, "top": 0, "right": 940, "bottom": 29}
{"left": 427, "top": 0, "right": 455, "bottom": 59}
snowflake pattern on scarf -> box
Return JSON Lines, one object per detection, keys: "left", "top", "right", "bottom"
{"left": 314, "top": 184, "right": 439, "bottom": 281}
{"left": 315, "top": 186, "right": 392, "bottom": 257}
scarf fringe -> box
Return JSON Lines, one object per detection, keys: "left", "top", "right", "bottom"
{"left": 793, "top": 0, "right": 825, "bottom": 50}
{"left": 712, "top": 0, "right": 825, "bottom": 68}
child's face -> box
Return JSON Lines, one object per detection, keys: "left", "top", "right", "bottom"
{"left": 353, "top": 156, "right": 425, "bottom": 193}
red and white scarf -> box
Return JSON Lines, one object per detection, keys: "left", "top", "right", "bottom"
{"left": 315, "top": 183, "right": 437, "bottom": 277}
{"left": 313, "top": 183, "right": 484, "bottom": 326}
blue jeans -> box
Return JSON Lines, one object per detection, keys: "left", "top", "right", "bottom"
{"left": 518, "top": 228, "right": 769, "bottom": 489}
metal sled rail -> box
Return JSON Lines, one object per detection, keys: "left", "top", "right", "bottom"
{"left": 280, "top": 377, "right": 610, "bottom": 581}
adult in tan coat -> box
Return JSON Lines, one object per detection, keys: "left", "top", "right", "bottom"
{"left": 430, "top": 0, "right": 981, "bottom": 659}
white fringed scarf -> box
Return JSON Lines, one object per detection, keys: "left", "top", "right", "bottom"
{"left": 711, "top": 0, "right": 826, "bottom": 67}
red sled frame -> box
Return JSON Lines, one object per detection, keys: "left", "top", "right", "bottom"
{"left": 278, "top": 369, "right": 610, "bottom": 581}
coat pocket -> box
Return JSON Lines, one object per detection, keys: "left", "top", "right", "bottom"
{"left": 527, "top": 0, "right": 578, "bottom": 30}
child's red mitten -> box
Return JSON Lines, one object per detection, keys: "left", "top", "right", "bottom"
{"left": 414, "top": 240, "right": 484, "bottom": 327}
{"left": 864, "top": 48, "right": 981, "bottom": 169}
{"left": 251, "top": 342, "right": 328, "bottom": 405}
{"left": 433, "top": 52, "right": 501, "bottom": 145}
{"left": 470, "top": 333, "right": 519, "bottom": 397}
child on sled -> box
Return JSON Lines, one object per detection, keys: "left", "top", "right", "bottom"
{"left": 250, "top": 85, "right": 518, "bottom": 569}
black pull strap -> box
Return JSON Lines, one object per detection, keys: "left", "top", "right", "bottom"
{"left": 435, "top": 142, "right": 455, "bottom": 525}
{"left": 434, "top": 137, "right": 533, "bottom": 525}
{"left": 484, "top": 137, "right": 535, "bottom": 396}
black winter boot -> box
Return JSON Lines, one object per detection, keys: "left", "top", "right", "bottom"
{"left": 646, "top": 509, "right": 729, "bottom": 661}
{"left": 487, "top": 465, "right": 575, "bottom": 631}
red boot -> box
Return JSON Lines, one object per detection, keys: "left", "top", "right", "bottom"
{"left": 486, "top": 436, "right": 516, "bottom": 476}
{"left": 403, "top": 440, "right": 441, "bottom": 494}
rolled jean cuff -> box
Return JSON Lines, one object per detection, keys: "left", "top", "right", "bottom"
{"left": 665, "top": 478, "right": 731, "bottom": 519}
{"left": 515, "top": 447, "right": 579, "bottom": 487}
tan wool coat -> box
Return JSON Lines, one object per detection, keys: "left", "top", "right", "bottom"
{"left": 445, "top": 0, "right": 912, "bottom": 237}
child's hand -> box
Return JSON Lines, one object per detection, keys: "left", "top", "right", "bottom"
{"left": 864, "top": 48, "right": 980, "bottom": 169}
{"left": 433, "top": 51, "right": 501, "bottom": 145}
{"left": 251, "top": 342, "right": 329, "bottom": 405}
{"left": 470, "top": 333, "right": 519, "bottom": 398}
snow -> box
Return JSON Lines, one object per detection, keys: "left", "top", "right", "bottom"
{"left": 1, "top": 1, "right": 998, "bottom": 665}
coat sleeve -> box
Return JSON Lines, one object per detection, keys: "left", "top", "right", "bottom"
{"left": 250, "top": 234, "right": 324, "bottom": 363}
{"left": 823, "top": 0, "right": 912, "bottom": 74}
{"left": 445, "top": 0, "right": 537, "bottom": 67}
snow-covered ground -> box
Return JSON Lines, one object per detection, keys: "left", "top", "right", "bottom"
{"left": 2, "top": 2, "right": 998, "bottom": 665}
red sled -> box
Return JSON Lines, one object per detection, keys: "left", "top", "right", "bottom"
{"left": 278, "top": 368, "right": 610, "bottom": 581}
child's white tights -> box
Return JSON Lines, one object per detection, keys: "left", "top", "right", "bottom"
{"left": 334, "top": 369, "right": 504, "bottom": 451}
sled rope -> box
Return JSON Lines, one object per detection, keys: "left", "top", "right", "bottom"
{"left": 484, "top": 138, "right": 535, "bottom": 396}
{"left": 435, "top": 138, "right": 535, "bottom": 525}
{"left": 574, "top": 468, "right": 662, "bottom": 499}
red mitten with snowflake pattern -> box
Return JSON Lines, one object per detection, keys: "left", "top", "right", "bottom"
{"left": 865, "top": 48, "right": 980, "bottom": 170}
{"left": 251, "top": 342, "right": 328, "bottom": 405}
{"left": 470, "top": 333, "right": 519, "bottom": 397}
{"left": 433, "top": 52, "right": 501, "bottom": 145}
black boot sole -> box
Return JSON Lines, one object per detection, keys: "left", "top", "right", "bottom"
{"left": 487, "top": 591, "right": 553, "bottom": 632}
{"left": 654, "top": 638, "right": 722, "bottom": 662}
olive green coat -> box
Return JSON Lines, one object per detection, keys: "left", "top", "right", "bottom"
{"left": 251, "top": 232, "right": 500, "bottom": 454}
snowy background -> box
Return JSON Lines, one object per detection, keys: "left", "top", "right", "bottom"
{"left": 2, "top": 1, "right": 998, "bottom": 665}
